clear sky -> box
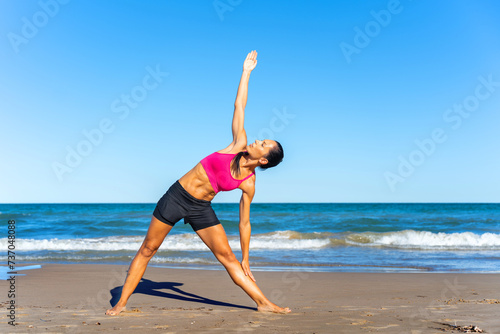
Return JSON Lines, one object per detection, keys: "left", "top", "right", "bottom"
{"left": 1, "top": 0, "right": 500, "bottom": 203}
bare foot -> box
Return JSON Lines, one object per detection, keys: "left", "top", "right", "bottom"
{"left": 105, "top": 305, "right": 126, "bottom": 316}
{"left": 257, "top": 303, "right": 291, "bottom": 314}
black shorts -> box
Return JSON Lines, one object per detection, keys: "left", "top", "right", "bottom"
{"left": 153, "top": 180, "right": 220, "bottom": 231}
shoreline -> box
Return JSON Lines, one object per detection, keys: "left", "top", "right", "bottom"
{"left": 3, "top": 262, "right": 500, "bottom": 277}
{"left": 1, "top": 263, "right": 499, "bottom": 333}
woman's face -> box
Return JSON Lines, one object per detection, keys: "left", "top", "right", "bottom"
{"left": 246, "top": 139, "right": 276, "bottom": 162}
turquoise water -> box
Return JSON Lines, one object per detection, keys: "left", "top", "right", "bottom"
{"left": 1, "top": 203, "right": 500, "bottom": 274}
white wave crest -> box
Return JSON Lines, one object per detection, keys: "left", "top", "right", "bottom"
{"left": 0, "top": 231, "right": 331, "bottom": 252}
{"left": 347, "top": 230, "right": 500, "bottom": 249}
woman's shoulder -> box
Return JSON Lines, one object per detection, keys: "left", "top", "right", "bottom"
{"left": 239, "top": 173, "right": 256, "bottom": 194}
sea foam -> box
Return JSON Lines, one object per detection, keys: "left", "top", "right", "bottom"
{"left": 347, "top": 230, "right": 500, "bottom": 250}
{"left": 2, "top": 230, "right": 499, "bottom": 252}
{"left": 0, "top": 231, "right": 331, "bottom": 252}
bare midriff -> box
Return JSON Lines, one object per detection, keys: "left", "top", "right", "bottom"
{"left": 178, "top": 163, "right": 216, "bottom": 202}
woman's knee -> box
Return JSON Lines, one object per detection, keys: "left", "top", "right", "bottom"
{"left": 216, "top": 248, "right": 237, "bottom": 264}
{"left": 139, "top": 241, "right": 159, "bottom": 258}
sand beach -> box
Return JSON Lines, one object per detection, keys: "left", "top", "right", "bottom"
{"left": 1, "top": 264, "right": 499, "bottom": 333}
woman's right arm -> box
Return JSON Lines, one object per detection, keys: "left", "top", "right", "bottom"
{"left": 231, "top": 51, "right": 257, "bottom": 148}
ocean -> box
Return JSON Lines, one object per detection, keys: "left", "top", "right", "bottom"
{"left": 1, "top": 203, "right": 500, "bottom": 276}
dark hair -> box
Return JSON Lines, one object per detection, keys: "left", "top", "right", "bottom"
{"left": 259, "top": 141, "right": 284, "bottom": 170}
{"left": 230, "top": 141, "right": 284, "bottom": 176}
{"left": 231, "top": 151, "right": 248, "bottom": 177}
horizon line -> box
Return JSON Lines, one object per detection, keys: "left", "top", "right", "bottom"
{"left": 1, "top": 202, "right": 500, "bottom": 205}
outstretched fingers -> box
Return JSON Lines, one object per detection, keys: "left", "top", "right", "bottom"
{"left": 246, "top": 50, "right": 257, "bottom": 61}
{"left": 251, "top": 50, "right": 257, "bottom": 60}
{"left": 243, "top": 50, "right": 258, "bottom": 71}
{"left": 241, "top": 260, "right": 256, "bottom": 282}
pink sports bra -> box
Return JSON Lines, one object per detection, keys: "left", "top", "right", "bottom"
{"left": 200, "top": 152, "right": 255, "bottom": 194}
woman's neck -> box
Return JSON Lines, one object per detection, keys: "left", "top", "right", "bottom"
{"left": 241, "top": 153, "right": 257, "bottom": 172}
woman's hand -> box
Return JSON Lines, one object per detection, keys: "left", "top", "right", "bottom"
{"left": 241, "top": 259, "right": 256, "bottom": 282}
{"left": 243, "top": 50, "right": 258, "bottom": 72}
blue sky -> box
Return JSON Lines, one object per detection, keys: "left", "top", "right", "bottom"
{"left": 1, "top": 0, "right": 500, "bottom": 203}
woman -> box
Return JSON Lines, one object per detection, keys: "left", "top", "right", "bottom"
{"left": 106, "top": 50, "right": 290, "bottom": 315}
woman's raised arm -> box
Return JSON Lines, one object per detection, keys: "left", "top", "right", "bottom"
{"left": 231, "top": 50, "right": 258, "bottom": 146}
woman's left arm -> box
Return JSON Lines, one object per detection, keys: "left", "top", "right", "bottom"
{"left": 239, "top": 178, "right": 256, "bottom": 281}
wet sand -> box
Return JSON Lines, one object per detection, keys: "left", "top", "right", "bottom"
{"left": 1, "top": 264, "right": 499, "bottom": 333}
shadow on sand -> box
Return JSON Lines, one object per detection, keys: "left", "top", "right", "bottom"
{"left": 109, "top": 278, "right": 255, "bottom": 311}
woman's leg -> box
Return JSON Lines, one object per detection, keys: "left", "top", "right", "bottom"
{"left": 196, "top": 224, "right": 291, "bottom": 313}
{"left": 106, "top": 216, "right": 173, "bottom": 315}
